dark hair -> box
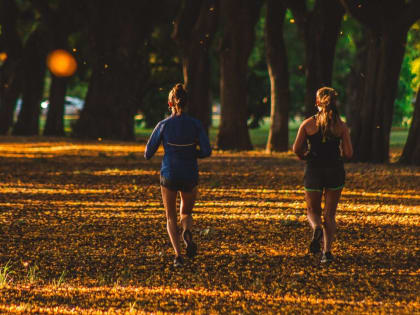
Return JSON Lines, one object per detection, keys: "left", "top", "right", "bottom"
{"left": 315, "top": 87, "right": 340, "bottom": 138}
{"left": 168, "top": 83, "right": 187, "bottom": 110}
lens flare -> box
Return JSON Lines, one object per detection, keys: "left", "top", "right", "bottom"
{"left": 46, "top": 49, "right": 77, "bottom": 77}
{"left": 0, "top": 52, "right": 7, "bottom": 64}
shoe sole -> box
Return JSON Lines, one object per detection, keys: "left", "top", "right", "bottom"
{"left": 186, "top": 242, "right": 197, "bottom": 258}
{"left": 183, "top": 230, "right": 197, "bottom": 258}
{"left": 309, "top": 227, "right": 323, "bottom": 254}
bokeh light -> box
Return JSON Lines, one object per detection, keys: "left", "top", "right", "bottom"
{"left": 0, "top": 52, "right": 8, "bottom": 64}
{"left": 46, "top": 49, "right": 77, "bottom": 77}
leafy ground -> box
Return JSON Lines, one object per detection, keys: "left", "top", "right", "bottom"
{"left": 0, "top": 137, "right": 418, "bottom": 314}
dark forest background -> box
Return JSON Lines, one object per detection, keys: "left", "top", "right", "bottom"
{"left": 0, "top": 0, "right": 419, "bottom": 164}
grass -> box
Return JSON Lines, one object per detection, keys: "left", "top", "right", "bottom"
{"left": 43, "top": 116, "right": 409, "bottom": 150}
{"left": 0, "top": 261, "right": 13, "bottom": 288}
{"left": 0, "top": 138, "right": 418, "bottom": 313}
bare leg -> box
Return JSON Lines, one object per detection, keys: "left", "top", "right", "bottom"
{"left": 323, "top": 189, "right": 342, "bottom": 253}
{"left": 161, "top": 186, "right": 181, "bottom": 257}
{"left": 179, "top": 187, "right": 197, "bottom": 232}
{"left": 304, "top": 191, "right": 323, "bottom": 229}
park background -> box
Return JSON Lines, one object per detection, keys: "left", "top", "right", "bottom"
{"left": 0, "top": 0, "right": 419, "bottom": 313}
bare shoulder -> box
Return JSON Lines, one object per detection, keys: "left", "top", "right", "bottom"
{"left": 301, "top": 117, "right": 315, "bottom": 129}
{"left": 337, "top": 118, "right": 350, "bottom": 136}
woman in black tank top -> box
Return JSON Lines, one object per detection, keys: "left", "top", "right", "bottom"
{"left": 293, "top": 87, "right": 353, "bottom": 264}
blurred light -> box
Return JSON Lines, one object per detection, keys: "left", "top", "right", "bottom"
{"left": 72, "top": 48, "right": 77, "bottom": 52}
{"left": 290, "top": 19, "right": 295, "bottom": 24}
{"left": 104, "top": 64, "right": 109, "bottom": 69}
{"left": 209, "top": 7, "right": 214, "bottom": 11}
{"left": 357, "top": 4, "right": 362, "bottom": 8}
{"left": 0, "top": 52, "right": 7, "bottom": 62}
{"left": 262, "top": 97, "right": 268, "bottom": 104}
{"left": 46, "top": 49, "right": 77, "bottom": 77}
{"left": 98, "top": 138, "right": 102, "bottom": 141}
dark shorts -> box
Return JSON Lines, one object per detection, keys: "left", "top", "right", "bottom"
{"left": 304, "top": 165, "right": 345, "bottom": 192}
{"left": 160, "top": 176, "right": 197, "bottom": 192}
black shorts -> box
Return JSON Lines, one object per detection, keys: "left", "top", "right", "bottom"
{"left": 304, "top": 165, "right": 345, "bottom": 192}
{"left": 160, "top": 176, "right": 197, "bottom": 192}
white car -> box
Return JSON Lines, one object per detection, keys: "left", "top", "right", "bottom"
{"left": 40, "top": 96, "right": 84, "bottom": 116}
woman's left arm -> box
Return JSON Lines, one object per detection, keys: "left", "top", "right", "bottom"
{"left": 293, "top": 123, "right": 307, "bottom": 160}
{"left": 144, "top": 122, "right": 164, "bottom": 160}
{"left": 196, "top": 121, "right": 211, "bottom": 158}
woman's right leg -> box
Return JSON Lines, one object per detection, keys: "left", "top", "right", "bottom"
{"left": 161, "top": 185, "right": 181, "bottom": 257}
{"left": 180, "top": 187, "right": 198, "bottom": 258}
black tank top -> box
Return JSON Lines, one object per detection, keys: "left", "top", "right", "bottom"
{"left": 306, "top": 117, "right": 342, "bottom": 168}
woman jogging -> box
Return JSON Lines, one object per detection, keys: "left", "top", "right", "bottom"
{"left": 293, "top": 87, "right": 353, "bottom": 263}
{"left": 144, "top": 83, "right": 211, "bottom": 267}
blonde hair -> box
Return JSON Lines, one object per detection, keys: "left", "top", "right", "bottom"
{"left": 315, "top": 87, "right": 340, "bottom": 139}
{"left": 168, "top": 83, "right": 187, "bottom": 113}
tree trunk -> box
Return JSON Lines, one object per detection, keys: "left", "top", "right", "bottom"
{"left": 173, "top": 0, "right": 219, "bottom": 134}
{"left": 43, "top": 76, "right": 68, "bottom": 136}
{"left": 400, "top": 89, "right": 420, "bottom": 165}
{"left": 288, "top": 0, "right": 344, "bottom": 117}
{"left": 34, "top": 0, "right": 77, "bottom": 137}
{"left": 13, "top": 29, "right": 47, "bottom": 136}
{"left": 73, "top": 1, "right": 174, "bottom": 140}
{"left": 216, "top": 0, "right": 263, "bottom": 150}
{"left": 0, "top": 0, "right": 23, "bottom": 135}
{"left": 265, "top": 0, "right": 290, "bottom": 152}
{"left": 341, "top": 0, "right": 420, "bottom": 162}
{"left": 345, "top": 30, "right": 367, "bottom": 130}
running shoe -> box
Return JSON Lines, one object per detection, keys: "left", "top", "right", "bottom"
{"left": 309, "top": 226, "right": 323, "bottom": 254}
{"left": 182, "top": 229, "right": 197, "bottom": 258}
{"left": 321, "top": 252, "right": 334, "bottom": 263}
{"left": 173, "top": 255, "right": 184, "bottom": 267}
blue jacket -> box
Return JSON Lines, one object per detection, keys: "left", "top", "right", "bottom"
{"left": 144, "top": 113, "right": 212, "bottom": 182}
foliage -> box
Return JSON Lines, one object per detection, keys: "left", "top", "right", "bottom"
{"left": 393, "top": 25, "right": 420, "bottom": 126}
{"left": 0, "top": 138, "right": 418, "bottom": 313}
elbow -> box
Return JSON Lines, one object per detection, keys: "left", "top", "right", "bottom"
{"left": 292, "top": 144, "right": 299, "bottom": 155}
{"left": 344, "top": 149, "right": 353, "bottom": 160}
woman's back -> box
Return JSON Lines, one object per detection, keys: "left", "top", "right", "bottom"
{"left": 306, "top": 117, "right": 342, "bottom": 168}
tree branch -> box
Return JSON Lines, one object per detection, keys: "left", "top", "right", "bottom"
{"left": 340, "top": 0, "right": 380, "bottom": 31}
{"left": 172, "top": 0, "right": 204, "bottom": 43}
{"left": 399, "top": 0, "right": 420, "bottom": 30}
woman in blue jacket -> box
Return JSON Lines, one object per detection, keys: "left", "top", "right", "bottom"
{"left": 144, "top": 83, "right": 212, "bottom": 267}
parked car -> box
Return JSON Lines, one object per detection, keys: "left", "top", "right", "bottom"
{"left": 41, "top": 96, "right": 84, "bottom": 116}
{"left": 15, "top": 96, "right": 84, "bottom": 117}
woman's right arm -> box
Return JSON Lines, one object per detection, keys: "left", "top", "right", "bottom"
{"left": 144, "top": 122, "right": 164, "bottom": 160}
{"left": 293, "top": 122, "right": 307, "bottom": 160}
{"left": 341, "top": 123, "right": 353, "bottom": 159}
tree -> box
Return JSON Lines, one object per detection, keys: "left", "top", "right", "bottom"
{"left": 12, "top": 27, "right": 47, "bottom": 136}
{"left": 341, "top": 0, "right": 420, "bottom": 163}
{"left": 172, "top": 0, "right": 219, "bottom": 133}
{"left": 400, "top": 88, "right": 420, "bottom": 165}
{"left": 265, "top": 0, "right": 290, "bottom": 152}
{"left": 287, "top": 0, "right": 344, "bottom": 117}
{"left": 0, "top": 0, "right": 23, "bottom": 135}
{"left": 217, "top": 0, "right": 263, "bottom": 150}
{"left": 73, "top": 0, "right": 178, "bottom": 140}
{"left": 32, "top": 0, "right": 83, "bottom": 136}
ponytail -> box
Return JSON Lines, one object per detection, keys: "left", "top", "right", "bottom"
{"left": 168, "top": 83, "right": 188, "bottom": 113}
{"left": 315, "top": 87, "right": 340, "bottom": 141}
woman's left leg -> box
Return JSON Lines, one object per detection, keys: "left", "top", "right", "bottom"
{"left": 161, "top": 186, "right": 181, "bottom": 257}
{"left": 323, "top": 189, "right": 342, "bottom": 253}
